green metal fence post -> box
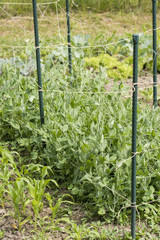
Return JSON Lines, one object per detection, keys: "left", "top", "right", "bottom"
{"left": 152, "top": 0, "right": 157, "bottom": 108}
{"left": 131, "top": 34, "right": 139, "bottom": 240}
{"left": 66, "top": 0, "right": 72, "bottom": 73}
{"left": 32, "top": 0, "right": 44, "bottom": 125}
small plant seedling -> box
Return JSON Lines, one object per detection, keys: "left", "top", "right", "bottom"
{"left": 6, "top": 178, "right": 30, "bottom": 231}
{"left": 0, "top": 230, "right": 5, "bottom": 238}
{"left": 45, "top": 192, "right": 74, "bottom": 224}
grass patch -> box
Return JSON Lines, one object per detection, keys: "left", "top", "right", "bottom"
{"left": 0, "top": 11, "right": 159, "bottom": 53}
{"left": 0, "top": 0, "right": 158, "bottom": 15}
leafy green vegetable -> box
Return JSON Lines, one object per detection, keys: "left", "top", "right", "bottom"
{"left": 85, "top": 54, "right": 132, "bottom": 80}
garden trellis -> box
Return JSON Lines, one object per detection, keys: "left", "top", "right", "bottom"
{"left": 0, "top": 1, "right": 160, "bottom": 239}
{"left": 32, "top": 0, "right": 44, "bottom": 125}
{"left": 153, "top": 0, "right": 158, "bottom": 108}
{"left": 66, "top": 0, "right": 72, "bottom": 73}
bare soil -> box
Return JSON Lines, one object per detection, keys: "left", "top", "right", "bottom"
{"left": 105, "top": 72, "right": 160, "bottom": 103}
{"left": 0, "top": 191, "right": 88, "bottom": 240}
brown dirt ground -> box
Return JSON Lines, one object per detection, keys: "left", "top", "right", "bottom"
{"left": 105, "top": 72, "right": 160, "bottom": 104}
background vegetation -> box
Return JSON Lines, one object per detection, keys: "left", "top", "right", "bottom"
{"left": 0, "top": 0, "right": 160, "bottom": 17}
